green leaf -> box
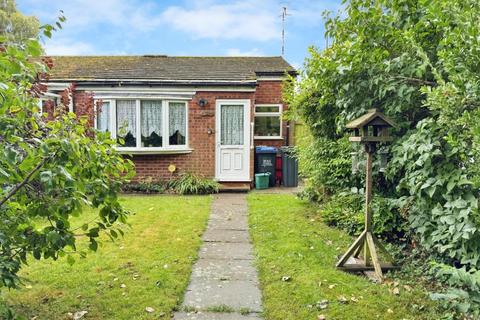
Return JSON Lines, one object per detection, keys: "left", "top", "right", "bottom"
{"left": 67, "top": 255, "right": 75, "bottom": 266}
{"left": 89, "top": 240, "right": 98, "bottom": 252}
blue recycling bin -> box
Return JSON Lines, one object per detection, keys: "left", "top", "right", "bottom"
{"left": 255, "top": 146, "right": 277, "bottom": 187}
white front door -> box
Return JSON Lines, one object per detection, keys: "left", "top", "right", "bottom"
{"left": 215, "top": 99, "right": 251, "bottom": 181}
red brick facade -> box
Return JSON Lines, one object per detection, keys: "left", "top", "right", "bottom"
{"left": 70, "top": 80, "right": 288, "bottom": 183}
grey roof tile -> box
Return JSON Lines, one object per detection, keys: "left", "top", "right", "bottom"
{"left": 47, "top": 56, "right": 296, "bottom": 82}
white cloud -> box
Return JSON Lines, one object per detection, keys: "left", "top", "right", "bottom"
{"left": 160, "top": 1, "right": 279, "bottom": 41}
{"left": 288, "top": 1, "right": 343, "bottom": 27}
{"left": 226, "top": 48, "right": 265, "bottom": 56}
{"left": 44, "top": 39, "right": 95, "bottom": 55}
{"left": 22, "top": 0, "right": 163, "bottom": 31}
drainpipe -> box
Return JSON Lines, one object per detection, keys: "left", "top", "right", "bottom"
{"left": 285, "top": 121, "right": 290, "bottom": 146}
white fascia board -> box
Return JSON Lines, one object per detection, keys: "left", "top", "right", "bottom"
{"left": 256, "top": 76, "right": 288, "bottom": 81}
{"left": 41, "top": 82, "right": 72, "bottom": 91}
{"left": 40, "top": 92, "right": 61, "bottom": 98}
{"left": 49, "top": 78, "right": 257, "bottom": 84}
{"left": 77, "top": 86, "right": 256, "bottom": 93}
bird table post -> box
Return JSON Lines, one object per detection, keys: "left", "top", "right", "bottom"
{"left": 335, "top": 109, "right": 396, "bottom": 282}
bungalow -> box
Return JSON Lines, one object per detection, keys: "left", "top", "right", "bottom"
{"left": 41, "top": 55, "right": 296, "bottom": 189}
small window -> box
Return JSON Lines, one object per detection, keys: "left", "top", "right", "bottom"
{"left": 255, "top": 105, "right": 280, "bottom": 113}
{"left": 116, "top": 100, "right": 137, "bottom": 147}
{"left": 38, "top": 98, "right": 57, "bottom": 114}
{"left": 254, "top": 104, "right": 282, "bottom": 138}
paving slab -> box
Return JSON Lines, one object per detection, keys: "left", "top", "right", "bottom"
{"left": 203, "top": 229, "right": 251, "bottom": 243}
{"left": 207, "top": 217, "right": 249, "bottom": 231}
{"left": 209, "top": 211, "right": 247, "bottom": 220}
{"left": 183, "top": 278, "right": 262, "bottom": 312}
{"left": 190, "top": 258, "right": 259, "bottom": 281}
{"left": 174, "top": 193, "right": 263, "bottom": 319}
{"left": 199, "top": 242, "right": 254, "bottom": 260}
{"left": 174, "top": 312, "right": 261, "bottom": 320}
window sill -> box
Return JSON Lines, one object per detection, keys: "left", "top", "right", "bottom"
{"left": 254, "top": 136, "right": 284, "bottom": 140}
{"left": 118, "top": 148, "right": 193, "bottom": 155}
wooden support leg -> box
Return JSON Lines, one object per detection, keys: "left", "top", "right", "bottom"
{"left": 336, "top": 230, "right": 366, "bottom": 267}
{"left": 353, "top": 240, "right": 364, "bottom": 258}
{"left": 372, "top": 235, "right": 394, "bottom": 263}
{"left": 366, "top": 232, "right": 383, "bottom": 282}
{"left": 364, "top": 241, "right": 371, "bottom": 266}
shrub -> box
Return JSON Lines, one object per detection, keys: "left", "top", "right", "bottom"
{"left": 319, "top": 193, "right": 364, "bottom": 235}
{"left": 167, "top": 173, "right": 220, "bottom": 195}
{"left": 319, "top": 193, "right": 408, "bottom": 240}
{"left": 122, "top": 182, "right": 165, "bottom": 194}
{"left": 430, "top": 263, "right": 480, "bottom": 319}
{"left": 297, "top": 136, "right": 358, "bottom": 202}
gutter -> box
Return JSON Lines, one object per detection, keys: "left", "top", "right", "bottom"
{"left": 46, "top": 79, "right": 258, "bottom": 87}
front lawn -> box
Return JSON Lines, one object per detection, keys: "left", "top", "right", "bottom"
{"left": 248, "top": 194, "right": 441, "bottom": 320}
{"left": 1, "top": 195, "right": 211, "bottom": 319}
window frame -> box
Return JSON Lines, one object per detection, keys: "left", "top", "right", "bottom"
{"left": 37, "top": 96, "right": 60, "bottom": 114}
{"left": 94, "top": 98, "right": 190, "bottom": 153}
{"left": 254, "top": 104, "right": 283, "bottom": 140}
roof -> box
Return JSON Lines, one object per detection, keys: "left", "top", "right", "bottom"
{"left": 346, "top": 109, "right": 396, "bottom": 129}
{"left": 46, "top": 55, "right": 296, "bottom": 83}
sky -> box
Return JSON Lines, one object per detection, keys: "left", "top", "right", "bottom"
{"left": 17, "top": 0, "right": 343, "bottom": 70}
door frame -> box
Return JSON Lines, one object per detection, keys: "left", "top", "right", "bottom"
{"left": 215, "top": 99, "right": 251, "bottom": 182}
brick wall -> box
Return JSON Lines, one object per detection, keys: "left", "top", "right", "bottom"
{"left": 133, "top": 91, "right": 255, "bottom": 181}
{"left": 69, "top": 80, "right": 288, "bottom": 183}
{"left": 73, "top": 91, "right": 95, "bottom": 127}
{"left": 253, "top": 80, "right": 289, "bottom": 148}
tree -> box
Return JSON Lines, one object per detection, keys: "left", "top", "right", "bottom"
{"left": 0, "top": 0, "right": 40, "bottom": 43}
{"left": 288, "top": 0, "right": 480, "bottom": 268}
{"left": 0, "top": 14, "right": 133, "bottom": 287}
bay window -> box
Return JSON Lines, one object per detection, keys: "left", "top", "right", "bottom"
{"left": 254, "top": 104, "right": 282, "bottom": 139}
{"left": 94, "top": 99, "right": 188, "bottom": 152}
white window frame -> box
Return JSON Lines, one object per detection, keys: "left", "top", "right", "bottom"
{"left": 37, "top": 92, "right": 73, "bottom": 113}
{"left": 94, "top": 98, "right": 190, "bottom": 154}
{"left": 37, "top": 95, "right": 60, "bottom": 114}
{"left": 94, "top": 99, "right": 114, "bottom": 132}
{"left": 254, "top": 104, "right": 283, "bottom": 140}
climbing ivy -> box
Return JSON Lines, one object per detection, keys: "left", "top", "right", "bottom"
{"left": 287, "top": 0, "right": 480, "bottom": 271}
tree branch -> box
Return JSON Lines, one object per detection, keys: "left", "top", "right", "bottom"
{"left": 394, "top": 76, "right": 437, "bottom": 86}
{"left": 0, "top": 156, "right": 49, "bottom": 207}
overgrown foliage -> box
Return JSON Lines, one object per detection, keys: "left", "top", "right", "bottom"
{"left": 121, "top": 178, "right": 165, "bottom": 194}
{"left": 167, "top": 173, "right": 220, "bottom": 195}
{"left": 430, "top": 263, "right": 480, "bottom": 319}
{"left": 0, "top": 13, "right": 133, "bottom": 288}
{"left": 320, "top": 193, "right": 407, "bottom": 241}
{"left": 286, "top": 0, "right": 480, "bottom": 317}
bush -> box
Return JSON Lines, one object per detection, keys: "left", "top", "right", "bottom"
{"left": 319, "top": 192, "right": 408, "bottom": 240}
{"left": 121, "top": 181, "right": 165, "bottom": 194}
{"left": 320, "top": 193, "right": 364, "bottom": 235}
{"left": 298, "top": 136, "right": 357, "bottom": 202}
{"left": 167, "top": 173, "right": 220, "bottom": 195}
{"left": 430, "top": 263, "right": 480, "bottom": 319}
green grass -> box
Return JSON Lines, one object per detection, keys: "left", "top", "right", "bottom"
{"left": 247, "top": 194, "right": 441, "bottom": 320}
{"left": 1, "top": 195, "right": 212, "bottom": 319}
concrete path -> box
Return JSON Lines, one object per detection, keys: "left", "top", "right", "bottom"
{"left": 174, "top": 194, "right": 262, "bottom": 320}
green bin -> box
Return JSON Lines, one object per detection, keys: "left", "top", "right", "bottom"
{"left": 255, "top": 173, "right": 270, "bottom": 190}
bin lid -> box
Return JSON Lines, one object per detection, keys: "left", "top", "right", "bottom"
{"left": 255, "top": 172, "right": 271, "bottom": 176}
{"left": 255, "top": 146, "right": 278, "bottom": 154}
